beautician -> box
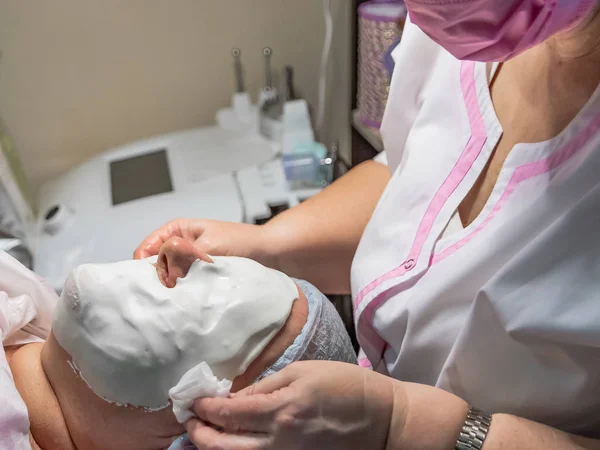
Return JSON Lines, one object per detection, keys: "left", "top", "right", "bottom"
{"left": 135, "top": 0, "right": 600, "bottom": 448}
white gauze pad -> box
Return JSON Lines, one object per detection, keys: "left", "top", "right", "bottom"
{"left": 52, "top": 256, "right": 297, "bottom": 410}
{"left": 168, "top": 362, "right": 232, "bottom": 423}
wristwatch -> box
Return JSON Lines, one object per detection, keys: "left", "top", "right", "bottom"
{"left": 454, "top": 406, "right": 492, "bottom": 450}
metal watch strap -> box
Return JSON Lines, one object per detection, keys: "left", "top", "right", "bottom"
{"left": 454, "top": 406, "right": 492, "bottom": 450}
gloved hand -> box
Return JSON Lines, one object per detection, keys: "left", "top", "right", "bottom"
{"left": 134, "top": 219, "right": 275, "bottom": 267}
{"left": 184, "top": 361, "right": 399, "bottom": 450}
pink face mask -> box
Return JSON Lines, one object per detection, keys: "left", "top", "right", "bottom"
{"left": 404, "top": 0, "right": 596, "bottom": 62}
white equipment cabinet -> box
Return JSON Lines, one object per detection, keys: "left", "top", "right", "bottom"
{"left": 24, "top": 126, "right": 320, "bottom": 291}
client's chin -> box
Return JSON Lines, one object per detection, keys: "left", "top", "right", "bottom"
{"left": 10, "top": 285, "right": 308, "bottom": 450}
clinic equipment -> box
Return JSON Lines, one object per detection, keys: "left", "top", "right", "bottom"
{"left": 259, "top": 65, "right": 316, "bottom": 155}
{"left": 263, "top": 47, "right": 273, "bottom": 93}
{"left": 260, "top": 47, "right": 278, "bottom": 106}
{"left": 259, "top": 65, "right": 285, "bottom": 142}
{"left": 280, "top": 66, "right": 316, "bottom": 154}
{"left": 2, "top": 43, "right": 331, "bottom": 291}
{"left": 219, "top": 48, "right": 255, "bottom": 134}
{"left": 282, "top": 141, "right": 336, "bottom": 189}
{"left": 28, "top": 123, "right": 328, "bottom": 291}
{"left": 259, "top": 65, "right": 297, "bottom": 142}
{"left": 1, "top": 0, "right": 338, "bottom": 290}
{"left": 232, "top": 48, "right": 245, "bottom": 94}
{"left": 2, "top": 94, "right": 326, "bottom": 291}
{"left": 218, "top": 48, "right": 315, "bottom": 156}
{"left": 357, "top": 1, "right": 406, "bottom": 128}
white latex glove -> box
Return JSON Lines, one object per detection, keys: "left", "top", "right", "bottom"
{"left": 133, "top": 219, "right": 271, "bottom": 265}
{"left": 184, "top": 361, "right": 397, "bottom": 450}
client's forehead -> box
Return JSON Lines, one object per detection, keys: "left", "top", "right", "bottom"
{"left": 77, "top": 257, "right": 218, "bottom": 288}
{"left": 77, "top": 259, "right": 158, "bottom": 283}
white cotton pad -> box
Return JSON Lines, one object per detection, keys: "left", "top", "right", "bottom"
{"left": 169, "top": 362, "right": 232, "bottom": 423}
{"left": 52, "top": 256, "right": 298, "bottom": 409}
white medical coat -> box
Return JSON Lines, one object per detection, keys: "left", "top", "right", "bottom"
{"left": 351, "top": 19, "right": 600, "bottom": 437}
{"left": 0, "top": 252, "right": 57, "bottom": 450}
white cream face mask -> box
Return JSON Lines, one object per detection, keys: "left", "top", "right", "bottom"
{"left": 52, "top": 256, "right": 298, "bottom": 410}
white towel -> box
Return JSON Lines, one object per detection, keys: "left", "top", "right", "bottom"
{"left": 168, "top": 362, "right": 232, "bottom": 423}
{"left": 0, "top": 251, "right": 59, "bottom": 450}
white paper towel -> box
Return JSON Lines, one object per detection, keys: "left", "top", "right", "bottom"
{"left": 168, "top": 362, "right": 232, "bottom": 423}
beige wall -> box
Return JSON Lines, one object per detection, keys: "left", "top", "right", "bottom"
{"left": 0, "top": 0, "right": 352, "bottom": 193}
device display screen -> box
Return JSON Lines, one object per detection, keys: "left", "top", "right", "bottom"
{"left": 110, "top": 149, "right": 173, "bottom": 206}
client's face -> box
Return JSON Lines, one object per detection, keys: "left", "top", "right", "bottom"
{"left": 39, "top": 238, "right": 308, "bottom": 450}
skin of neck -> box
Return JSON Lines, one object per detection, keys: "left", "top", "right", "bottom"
{"left": 500, "top": 7, "right": 600, "bottom": 138}
{"left": 10, "top": 252, "right": 308, "bottom": 450}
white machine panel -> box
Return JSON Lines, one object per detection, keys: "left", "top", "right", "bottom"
{"left": 33, "top": 127, "right": 279, "bottom": 290}
{"left": 236, "top": 159, "right": 321, "bottom": 221}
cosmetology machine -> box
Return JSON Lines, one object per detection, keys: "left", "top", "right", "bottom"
{"left": 0, "top": 0, "right": 337, "bottom": 292}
